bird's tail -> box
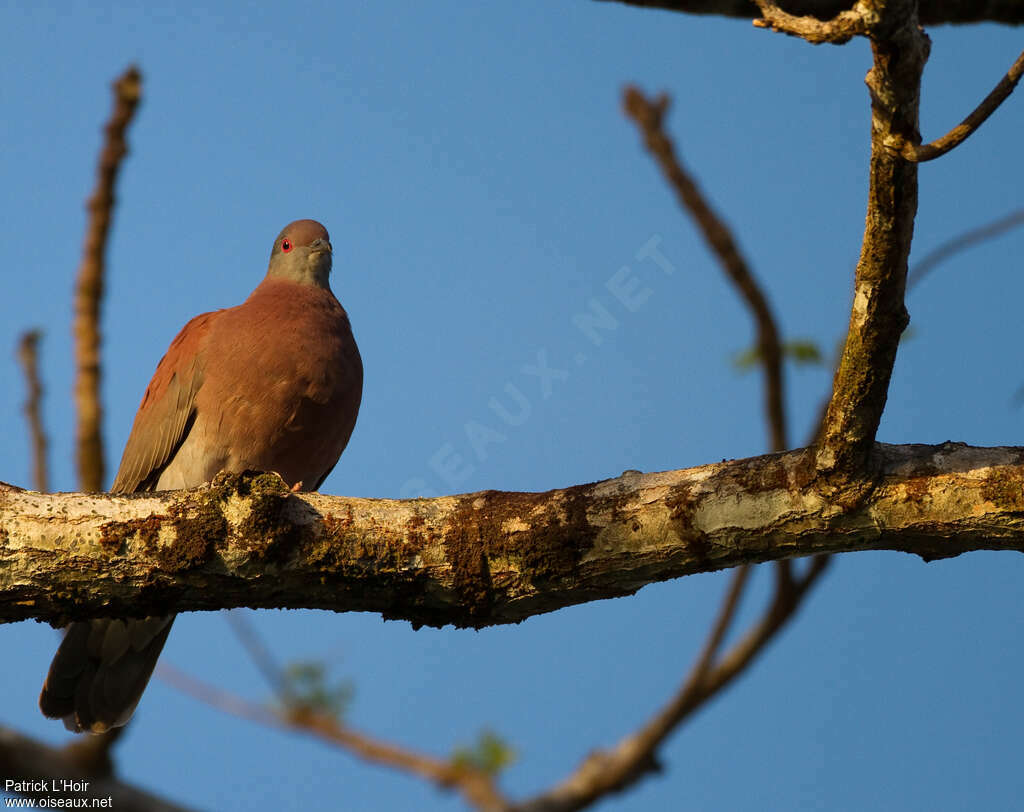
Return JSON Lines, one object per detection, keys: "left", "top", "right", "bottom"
{"left": 39, "top": 615, "right": 175, "bottom": 734}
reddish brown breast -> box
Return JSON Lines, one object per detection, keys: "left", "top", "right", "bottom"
{"left": 193, "top": 278, "right": 363, "bottom": 489}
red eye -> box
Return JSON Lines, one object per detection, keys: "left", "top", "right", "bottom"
{"left": 281, "top": 239, "right": 293, "bottom": 253}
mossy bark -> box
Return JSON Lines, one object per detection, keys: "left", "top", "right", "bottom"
{"left": 4, "top": 443, "right": 1024, "bottom": 630}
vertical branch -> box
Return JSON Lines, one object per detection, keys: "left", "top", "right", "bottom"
{"left": 813, "top": 5, "right": 929, "bottom": 477}
{"left": 16, "top": 331, "right": 50, "bottom": 493}
{"left": 73, "top": 65, "right": 142, "bottom": 492}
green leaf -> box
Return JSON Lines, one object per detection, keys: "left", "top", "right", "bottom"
{"left": 732, "top": 345, "right": 762, "bottom": 371}
{"left": 451, "top": 728, "right": 517, "bottom": 776}
{"left": 732, "top": 338, "right": 824, "bottom": 372}
{"left": 783, "top": 339, "right": 823, "bottom": 364}
{"left": 280, "top": 660, "right": 354, "bottom": 719}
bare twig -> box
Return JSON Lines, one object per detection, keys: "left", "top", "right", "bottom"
{"left": 73, "top": 65, "right": 142, "bottom": 492}
{"left": 224, "top": 610, "right": 293, "bottom": 702}
{"left": 685, "top": 565, "right": 752, "bottom": 687}
{"left": 623, "top": 87, "right": 787, "bottom": 453}
{"left": 700, "top": 555, "right": 830, "bottom": 689}
{"left": 511, "top": 556, "right": 829, "bottom": 812}
{"left": 596, "top": 0, "right": 1024, "bottom": 27}
{"left": 16, "top": 331, "right": 49, "bottom": 493}
{"left": 623, "top": 84, "right": 795, "bottom": 673}
{"left": 159, "top": 663, "right": 510, "bottom": 812}
{"left": 908, "top": 209, "right": 1024, "bottom": 290}
{"left": 0, "top": 724, "right": 194, "bottom": 812}
{"left": 622, "top": 83, "right": 800, "bottom": 799}
{"left": 751, "top": 0, "right": 868, "bottom": 45}
{"left": 220, "top": 611, "right": 510, "bottom": 807}
{"left": 893, "top": 49, "right": 1024, "bottom": 163}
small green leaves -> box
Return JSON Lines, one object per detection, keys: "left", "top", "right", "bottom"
{"left": 281, "top": 661, "right": 354, "bottom": 719}
{"left": 733, "top": 339, "right": 824, "bottom": 371}
{"left": 451, "top": 728, "right": 517, "bottom": 776}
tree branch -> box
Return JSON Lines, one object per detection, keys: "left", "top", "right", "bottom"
{"left": 622, "top": 86, "right": 787, "bottom": 453}
{"left": 892, "top": 48, "right": 1024, "bottom": 162}
{"left": 809, "top": 1, "right": 928, "bottom": 476}
{"left": 512, "top": 556, "right": 827, "bottom": 812}
{"left": 595, "top": 0, "right": 1024, "bottom": 26}
{"left": 751, "top": 0, "right": 869, "bottom": 45}
{"left": 73, "top": 65, "right": 142, "bottom": 493}
{"left": 3, "top": 443, "right": 1023, "bottom": 628}
{"left": 157, "top": 664, "right": 509, "bottom": 811}
{"left": 0, "top": 725, "right": 196, "bottom": 812}
{"left": 16, "top": 331, "right": 49, "bottom": 493}
{"left": 908, "top": 209, "right": 1024, "bottom": 290}
{"left": 220, "top": 612, "right": 511, "bottom": 805}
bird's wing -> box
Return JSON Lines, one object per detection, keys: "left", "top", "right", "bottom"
{"left": 110, "top": 310, "right": 220, "bottom": 494}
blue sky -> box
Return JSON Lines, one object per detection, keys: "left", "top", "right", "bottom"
{"left": 2, "top": 2, "right": 1023, "bottom": 810}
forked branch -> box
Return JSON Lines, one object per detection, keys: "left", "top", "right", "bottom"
{"left": 892, "top": 49, "right": 1024, "bottom": 162}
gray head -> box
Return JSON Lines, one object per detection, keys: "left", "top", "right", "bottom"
{"left": 266, "top": 219, "right": 333, "bottom": 287}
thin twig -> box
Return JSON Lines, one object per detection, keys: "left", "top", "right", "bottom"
{"left": 623, "top": 86, "right": 788, "bottom": 453}
{"left": 751, "top": 0, "right": 868, "bottom": 45}
{"left": 685, "top": 565, "right": 752, "bottom": 687}
{"left": 221, "top": 610, "right": 509, "bottom": 808}
{"left": 224, "top": 610, "right": 293, "bottom": 702}
{"left": 73, "top": 65, "right": 142, "bottom": 492}
{"left": 515, "top": 83, "right": 809, "bottom": 812}
{"left": 158, "top": 663, "right": 510, "bottom": 812}
{"left": 512, "top": 556, "right": 829, "bottom": 812}
{"left": 894, "top": 49, "right": 1024, "bottom": 162}
{"left": 908, "top": 209, "right": 1024, "bottom": 290}
{"left": 16, "top": 331, "right": 49, "bottom": 492}
{"left": 700, "top": 556, "right": 829, "bottom": 691}
{"left": 598, "top": 0, "right": 1024, "bottom": 27}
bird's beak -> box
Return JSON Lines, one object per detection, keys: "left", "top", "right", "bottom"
{"left": 309, "top": 237, "right": 332, "bottom": 256}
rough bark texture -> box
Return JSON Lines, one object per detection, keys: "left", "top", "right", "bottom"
{"left": 812, "top": 1, "right": 928, "bottom": 476}
{"left": 73, "top": 66, "right": 142, "bottom": 493}
{"left": 3, "top": 442, "right": 1024, "bottom": 630}
{"left": 598, "top": 0, "right": 1024, "bottom": 26}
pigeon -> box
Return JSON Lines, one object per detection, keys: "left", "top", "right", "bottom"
{"left": 40, "top": 219, "right": 363, "bottom": 733}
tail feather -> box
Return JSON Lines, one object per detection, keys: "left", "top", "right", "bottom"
{"left": 40, "top": 616, "right": 175, "bottom": 734}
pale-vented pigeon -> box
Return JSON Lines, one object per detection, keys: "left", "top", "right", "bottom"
{"left": 40, "top": 219, "right": 363, "bottom": 733}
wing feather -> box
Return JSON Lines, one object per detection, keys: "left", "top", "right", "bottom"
{"left": 110, "top": 310, "right": 220, "bottom": 494}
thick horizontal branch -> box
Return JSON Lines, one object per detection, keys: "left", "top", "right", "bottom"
{"left": 596, "top": 0, "right": 1024, "bottom": 26}
{"left": 3, "top": 443, "right": 1024, "bottom": 629}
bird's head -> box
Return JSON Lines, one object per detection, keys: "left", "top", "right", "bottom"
{"left": 266, "top": 219, "right": 333, "bottom": 287}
